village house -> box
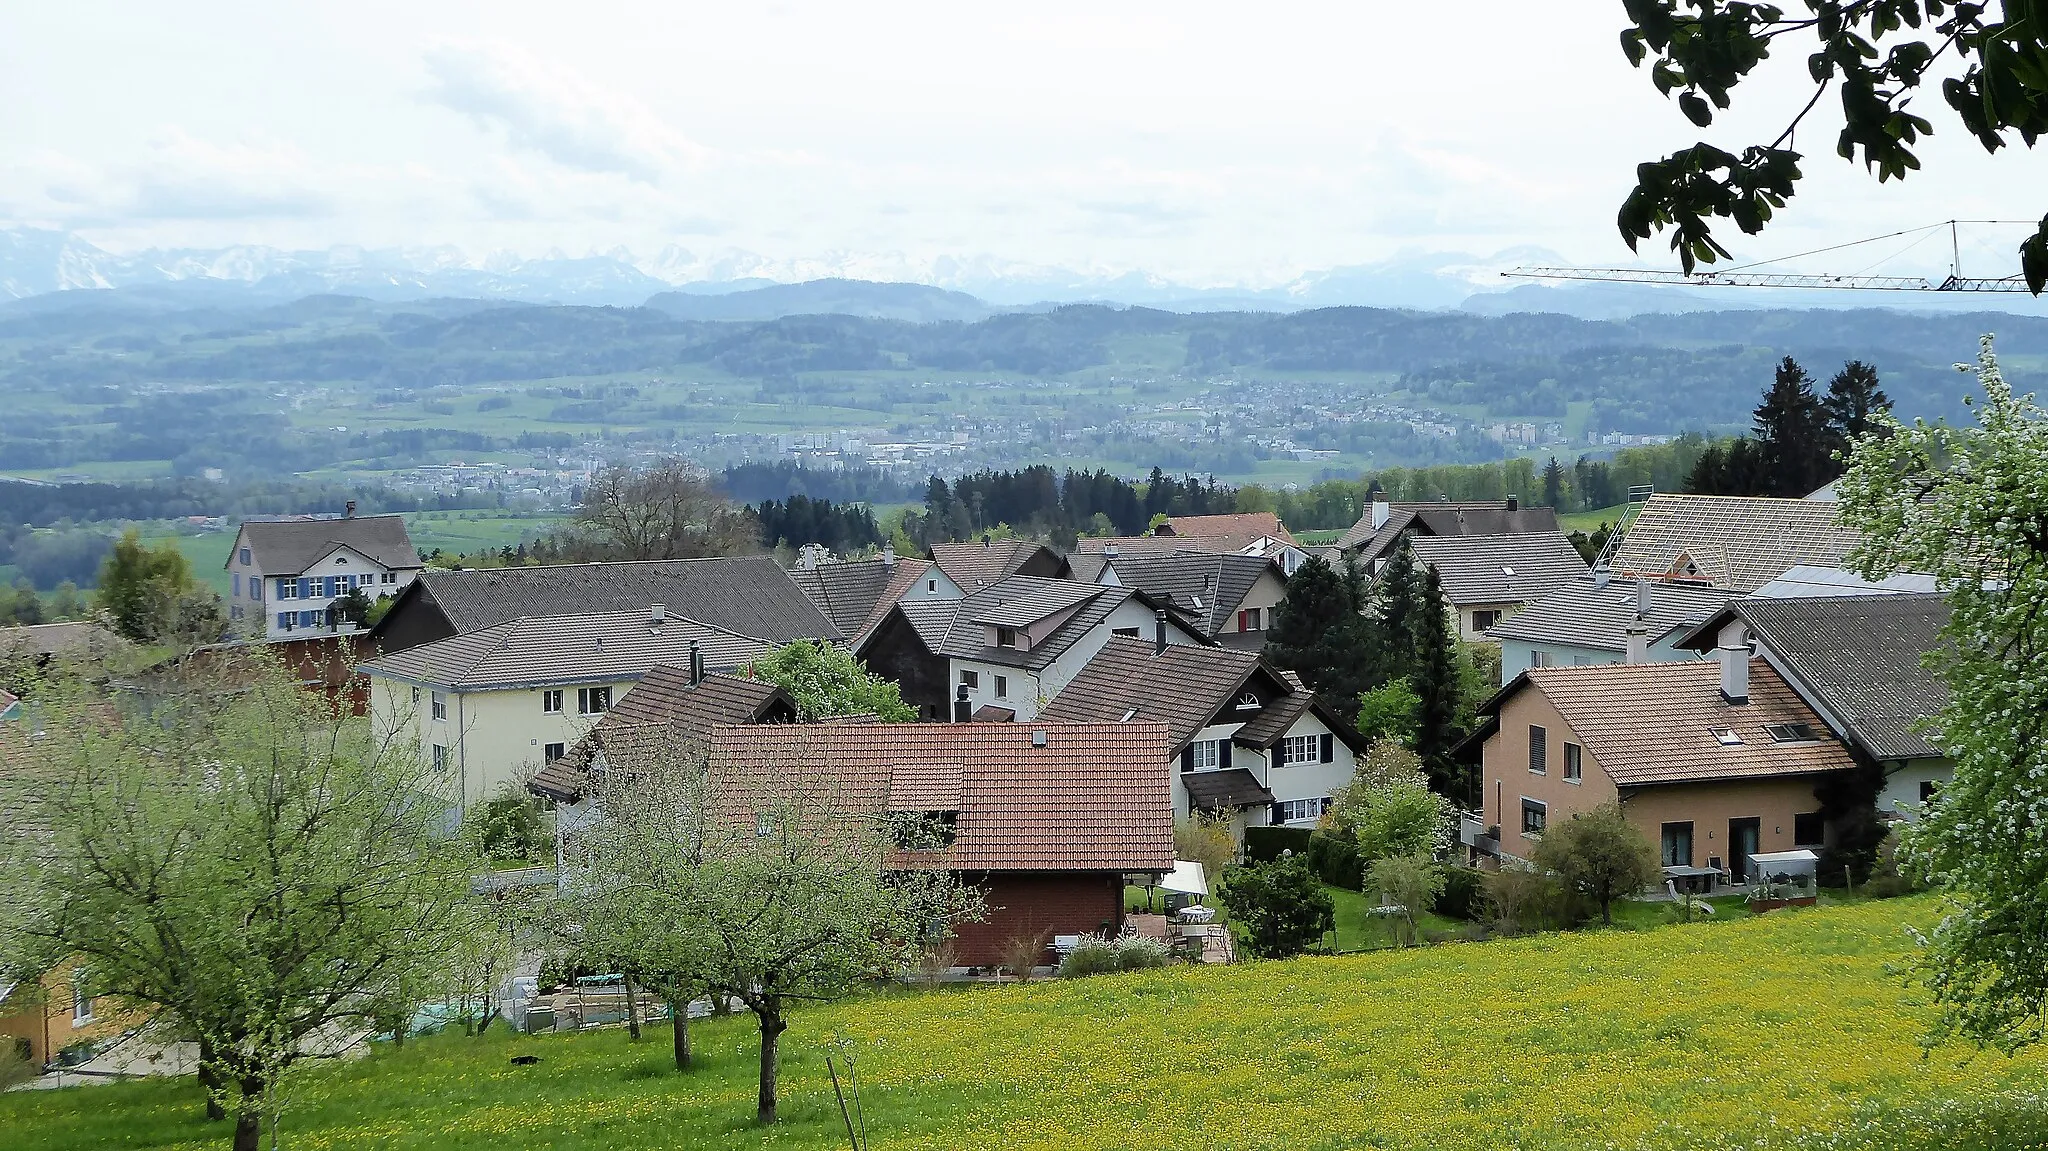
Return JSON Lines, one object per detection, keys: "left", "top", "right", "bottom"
{"left": 702, "top": 720, "right": 1176, "bottom": 970}
{"left": 1041, "top": 636, "right": 1365, "bottom": 833}
{"left": 361, "top": 607, "right": 775, "bottom": 811}
{"left": 1677, "top": 592, "right": 1952, "bottom": 822}
{"left": 368, "top": 555, "right": 840, "bottom": 654}
{"left": 1334, "top": 496, "right": 1561, "bottom": 572}
{"left": 856, "top": 575, "right": 1207, "bottom": 721}
{"left": 1607, "top": 493, "right": 1861, "bottom": 593}
{"left": 923, "top": 538, "right": 1071, "bottom": 596}
{"left": 224, "top": 504, "right": 423, "bottom": 639}
{"left": 1405, "top": 531, "right": 1589, "bottom": 641}
{"left": 1068, "top": 549, "right": 1289, "bottom": 649}
{"left": 1071, "top": 511, "right": 1308, "bottom": 576}
{"left": 1488, "top": 570, "right": 1733, "bottom": 681}
{"left": 1466, "top": 648, "right": 1857, "bottom": 886}
{"left": 788, "top": 545, "right": 935, "bottom": 646}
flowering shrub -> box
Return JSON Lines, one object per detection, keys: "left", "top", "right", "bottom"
{"left": 1057, "top": 936, "right": 1118, "bottom": 977}
{"left": 1111, "top": 935, "right": 1171, "bottom": 971}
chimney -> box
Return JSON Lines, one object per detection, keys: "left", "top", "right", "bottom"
{"left": 1506, "top": 494, "right": 1519, "bottom": 512}
{"left": 1103, "top": 543, "right": 1119, "bottom": 559}
{"left": 1371, "top": 497, "right": 1390, "bottom": 531}
{"left": 982, "top": 532, "right": 992, "bottom": 547}
{"left": 650, "top": 602, "right": 666, "bottom": 624}
{"left": 1592, "top": 564, "right": 1611, "bottom": 590}
{"left": 344, "top": 500, "right": 356, "bottom": 519}
{"left": 954, "top": 684, "right": 972, "bottom": 723}
{"left": 1634, "top": 576, "right": 1652, "bottom": 619}
{"left": 882, "top": 542, "right": 896, "bottom": 568}
{"left": 1718, "top": 643, "right": 1750, "bottom": 704}
{"left": 1154, "top": 608, "right": 1169, "bottom": 655}
{"left": 1624, "top": 621, "right": 1649, "bottom": 665}
{"left": 689, "top": 640, "right": 704, "bottom": 685}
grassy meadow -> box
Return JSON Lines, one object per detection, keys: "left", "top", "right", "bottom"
{"left": 5, "top": 897, "right": 2046, "bottom": 1150}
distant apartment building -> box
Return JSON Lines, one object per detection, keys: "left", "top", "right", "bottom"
{"left": 223, "top": 504, "right": 423, "bottom": 639}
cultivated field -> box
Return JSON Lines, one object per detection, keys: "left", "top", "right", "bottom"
{"left": 3, "top": 897, "right": 2043, "bottom": 1150}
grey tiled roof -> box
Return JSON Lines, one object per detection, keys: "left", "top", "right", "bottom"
{"left": 1683, "top": 593, "right": 1952, "bottom": 762}
{"left": 1085, "top": 551, "right": 1280, "bottom": 638}
{"left": 529, "top": 669, "right": 794, "bottom": 802}
{"left": 964, "top": 579, "right": 1101, "bottom": 627}
{"left": 928, "top": 540, "right": 1065, "bottom": 590}
{"left": 1041, "top": 636, "right": 1359, "bottom": 754}
{"left": 402, "top": 556, "right": 840, "bottom": 643}
{"left": 361, "top": 610, "right": 774, "bottom": 691}
{"left": 869, "top": 577, "right": 1203, "bottom": 672}
{"left": 1408, "top": 532, "right": 1588, "bottom": 607}
{"left": 237, "top": 514, "right": 420, "bottom": 574}
{"left": 789, "top": 557, "right": 932, "bottom": 640}
{"left": 1336, "top": 502, "right": 1562, "bottom": 554}
{"left": 1609, "top": 494, "right": 1860, "bottom": 593}
{"left": 1486, "top": 576, "right": 1734, "bottom": 651}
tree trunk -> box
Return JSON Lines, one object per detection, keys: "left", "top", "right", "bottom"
{"left": 198, "top": 1037, "right": 225, "bottom": 1121}
{"left": 231, "top": 1076, "right": 265, "bottom": 1151}
{"left": 625, "top": 975, "right": 642, "bottom": 1041}
{"left": 671, "top": 996, "right": 691, "bottom": 1070}
{"left": 755, "top": 996, "right": 786, "bottom": 1125}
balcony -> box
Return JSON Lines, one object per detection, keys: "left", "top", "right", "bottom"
{"left": 1458, "top": 811, "right": 1500, "bottom": 855}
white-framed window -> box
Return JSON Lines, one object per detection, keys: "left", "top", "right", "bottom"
{"left": 755, "top": 812, "right": 777, "bottom": 838}
{"left": 1530, "top": 650, "right": 1554, "bottom": 669}
{"left": 994, "top": 675, "right": 1008, "bottom": 699}
{"left": 959, "top": 669, "right": 979, "bottom": 689}
{"left": 1192, "top": 740, "right": 1219, "bottom": 770}
{"left": 276, "top": 612, "right": 294, "bottom": 631}
{"left": 431, "top": 744, "right": 448, "bottom": 772}
{"left": 543, "top": 742, "right": 565, "bottom": 764}
{"left": 71, "top": 969, "right": 93, "bottom": 1025}
{"left": 431, "top": 692, "right": 447, "bottom": 721}
{"left": 381, "top": 571, "right": 397, "bottom": 584}
{"left": 1564, "top": 742, "right": 1583, "bottom": 782}
{"left": 542, "top": 689, "right": 563, "bottom": 714}
{"left": 1521, "top": 797, "right": 1547, "bottom": 836}
{"left": 1236, "top": 691, "right": 1260, "bottom": 711}
{"left": 1275, "top": 797, "right": 1330, "bottom": 824}
{"left": 1238, "top": 608, "right": 1262, "bottom": 632}
{"left": 1281, "top": 734, "right": 1319, "bottom": 765}
{"left": 579, "top": 686, "right": 611, "bottom": 715}
{"left": 277, "top": 578, "right": 297, "bottom": 600}
{"left": 927, "top": 579, "right": 937, "bottom": 592}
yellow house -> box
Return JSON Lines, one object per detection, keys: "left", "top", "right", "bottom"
{"left": 361, "top": 606, "right": 773, "bottom": 812}
{"left": 0, "top": 965, "right": 139, "bottom": 1069}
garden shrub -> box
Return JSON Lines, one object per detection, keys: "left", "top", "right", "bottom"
{"left": 1368, "top": 853, "right": 1446, "bottom": 947}
{"left": 1174, "top": 814, "right": 1236, "bottom": 878}
{"left": 1217, "top": 853, "right": 1335, "bottom": 959}
{"left": 1059, "top": 936, "right": 1119, "bottom": 977}
{"left": 1481, "top": 867, "right": 1568, "bottom": 937}
{"left": 1112, "top": 935, "right": 1172, "bottom": 970}
{"left": 1243, "top": 825, "right": 1313, "bottom": 863}
{"left": 1433, "top": 865, "right": 1485, "bottom": 921}
{"left": 1306, "top": 830, "right": 1364, "bottom": 890}
{"left": 1000, "top": 929, "right": 1052, "bottom": 980}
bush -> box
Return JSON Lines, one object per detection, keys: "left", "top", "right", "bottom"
{"left": 1306, "top": 831, "right": 1364, "bottom": 890}
{"left": 1369, "top": 853, "right": 1447, "bottom": 947}
{"left": 1059, "top": 936, "right": 1120, "bottom": 977}
{"left": 1113, "top": 935, "right": 1172, "bottom": 971}
{"left": 1174, "top": 814, "right": 1235, "bottom": 879}
{"left": 1529, "top": 802, "right": 1660, "bottom": 925}
{"left": 1481, "top": 867, "right": 1569, "bottom": 937}
{"left": 1217, "top": 853, "right": 1336, "bottom": 959}
{"left": 999, "top": 930, "right": 1052, "bottom": 980}
{"left": 0, "top": 1038, "right": 36, "bottom": 1088}
{"left": 1433, "top": 865, "right": 1485, "bottom": 921}
{"left": 1244, "top": 825, "right": 1314, "bottom": 863}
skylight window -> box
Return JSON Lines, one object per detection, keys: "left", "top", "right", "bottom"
{"left": 1709, "top": 727, "right": 1744, "bottom": 746}
{"left": 1118, "top": 707, "right": 1138, "bottom": 722}
{"left": 1766, "top": 722, "right": 1821, "bottom": 743}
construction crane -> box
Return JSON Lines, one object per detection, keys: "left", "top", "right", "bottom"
{"left": 1506, "top": 220, "right": 2042, "bottom": 293}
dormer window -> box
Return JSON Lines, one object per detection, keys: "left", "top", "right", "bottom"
{"left": 888, "top": 810, "right": 959, "bottom": 851}
{"left": 1236, "top": 691, "right": 1259, "bottom": 710}
{"left": 996, "top": 626, "right": 1018, "bottom": 648}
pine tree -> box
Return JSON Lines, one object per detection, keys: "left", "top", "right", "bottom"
{"left": 1409, "top": 566, "right": 1467, "bottom": 800}
{"left": 1540, "top": 457, "right": 1566, "bottom": 509}
{"left": 1372, "top": 544, "right": 1425, "bottom": 683}
{"left": 1823, "top": 360, "right": 1890, "bottom": 446}
{"left": 1753, "top": 356, "right": 1833, "bottom": 497}
{"left": 1684, "top": 444, "right": 1726, "bottom": 495}
{"left": 1265, "top": 557, "right": 1356, "bottom": 674}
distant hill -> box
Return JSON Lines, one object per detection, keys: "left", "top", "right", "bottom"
{"left": 643, "top": 278, "right": 994, "bottom": 323}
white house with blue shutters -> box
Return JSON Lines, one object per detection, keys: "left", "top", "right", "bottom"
{"left": 224, "top": 507, "right": 424, "bottom": 640}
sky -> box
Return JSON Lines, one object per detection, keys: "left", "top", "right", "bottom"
{"left": 4, "top": 1, "right": 2046, "bottom": 287}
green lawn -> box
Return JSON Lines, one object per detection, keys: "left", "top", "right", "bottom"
{"left": 6, "top": 897, "right": 2046, "bottom": 1150}
{"left": 1558, "top": 503, "right": 1629, "bottom": 535}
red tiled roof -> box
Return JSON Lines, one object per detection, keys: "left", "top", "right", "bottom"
{"left": 705, "top": 721, "right": 1175, "bottom": 873}
{"left": 1163, "top": 512, "right": 1298, "bottom": 548}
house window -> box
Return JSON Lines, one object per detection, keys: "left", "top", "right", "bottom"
{"left": 381, "top": 571, "right": 397, "bottom": 584}
{"left": 334, "top": 555, "right": 348, "bottom": 565}
{"left": 250, "top": 581, "right": 261, "bottom": 603}
{"left": 239, "top": 547, "right": 252, "bottom": 566}
{"left": 993, "top": 675, "right": 1008, "bottom": 699}
{"left": 1528, "top": 725, "right": 1547, "bottom": 774}
{"left": 1238, "top": 608, "right": 1262, "bottom": 632}
{"left": 1709, "top": 727, "right": 1744, "bottom": 746}
{"left": 277, "top": 612, "right": 294, "bottom": 631}
{"left": 959, "top": 669, "right": 979, "bottom": 689}
{"left": 542, "top": 689, "right": 563, "bottom": 714}
{"left": 544, "top": 742, "right": 565, "bottom": 764}
{"left": 1919, "top": 780, "right": 1940, "bottom": 804}
{"left": 927, "top": 579, "right": 937, "bottom": 593}
{"left": 1530, "top": 650, "right": 1554, "bottom": 669}
{"left": 71, "top": 970, "right": 94, "bottom": 1025}
{"left": 300, "top": 610, "right": 321, "bottom": 627}
{"left": 277, "top": 578, "right": 297, "bottom": 600}
{"left": 431, "top": 744, "right": 447, "bottom": 772}
{"left": 412, "top": 686, "right": 420, "bottom": 704}
{"left": 1563, "top": 742, "right": 1583, "bottom": 783}
{"left": 1275, "top": 797, "right": 1330, "bottom": 824}
{"left": 755, "top": 812, "right": 777, "bottom": 838}
{"left": 1520, "top": 797, "right": 1547, "bottom": 836}
{"left": 1236, "top": 691, "right": 1260, "bottom": 710}
{"left": 1765, "top": 722, "right": 1821, "bottom": 743}
{"left": 297, "top": 577, "right": 310, "bottom": 599}
{"left": 1281, "top": 734, "right": 1319, "bottom": 765}
{"left": 431, "top": 692, "right": 447, "bottom": 721}
{"left": 233, "top": 573, "right": 242, "bottom": 596}
{"left": 1661, "top": 821, "right": 1694, "bottom": 867}
{"left": 1192, "top": 740, "right": 1220, "bottom": 770}
{"left": 1473, "top": 609, "right": 1503, "bottom": 633}
{"left": 1112, "top": 627, "right": 1139, "bottom": 638}
{"left": 579, "top": 686, "right": 611, "bottom": 715}
{"left": 1793, "top": 811, "right": 1824, "bottom": 846}
{"left": 996, "top": 626, "right": 1018, "bottom": 648}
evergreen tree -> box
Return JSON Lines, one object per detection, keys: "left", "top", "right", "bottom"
{"left": 1267, "top": 556, "right": 1374, "bottom": 713}
{"left": 1684, "top": 444, "right": 1725, "bottom": 495}
{"left": 1408, "top": 566, "right": 1467, "bottom": 800}
{"left": 1540, "top": 457, "right": 1566, "bottom": 509}
{"left": 1371, "top": 544, "right": 1424, "bottom": 684}
{"left": 1753, "top": 356, "right": 1833, "bottom": 497}
{"left": 1823, "top": 360, "right": 1891, "bottom": 447}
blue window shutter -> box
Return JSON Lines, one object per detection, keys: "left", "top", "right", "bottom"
{"left": 298, "top": 577, "right": 310, "bottom": 599}
{"left": 1219, "top": 740, "right": 1231, "bottom": 769}
{"left": 1180, "top": 745, "right": 1195, "bottom": 773}
{"left": 1320, "top": 733, "right": 1334, "bottom": 763}
{"left": 1270, "top": 802, "right": 1286, "bottom": 825}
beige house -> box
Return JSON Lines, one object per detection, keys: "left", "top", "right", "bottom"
{"left": 1069, "top": 550, "right": 1289, "bottom": 650}
{"left": 1468, "top": 649, "right": 1857, "bottom": 885}
{"left": 361, "top": 607, "right": 773, "bottom": 811}
{"left": 1408, "top": 531, "right": 1589, "bottom": 641}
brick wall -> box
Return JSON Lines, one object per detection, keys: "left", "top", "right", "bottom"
{"left": 949, "top": 872, "right": 1125, "bottom": 969}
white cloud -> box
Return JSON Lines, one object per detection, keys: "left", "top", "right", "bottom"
{"left": 422, "top": 41, "right": 711, "bottom": 184}
{"left": 27, "top": 130, "right": 337, "bottom": 224}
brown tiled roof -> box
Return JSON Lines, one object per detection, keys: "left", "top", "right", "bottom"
{"left": 1509, "top": 660, "right": 1857, "bottom": 786}
{"left": 362, "top": 611, "right": 773, "bottom": 691}
{"left": 871, "top": 576, "right": 1205, "bottom": 672}
{"left": 1609, "top": 494, "right": 1860, "bottom": 593}
{"left": 1081, "top": 551, "right": 1282, "bottom": 638}
{"left": 1162, "top": 512, "right": 1298, "bottom": 548}
{"left": 529, "top": 669, "right": 795, "bottom": 801}
{"left": 928, "top": 540, "right": 1064, "bottom": 591}
{"left": 971, "top": 705, "right": 1016, "bottom": 722}
{"left": 705, "top": 721, "right": 1175, "bottom": 873}
{"left": 1040, "top": 636, "right": 1360, "bottom": 753}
